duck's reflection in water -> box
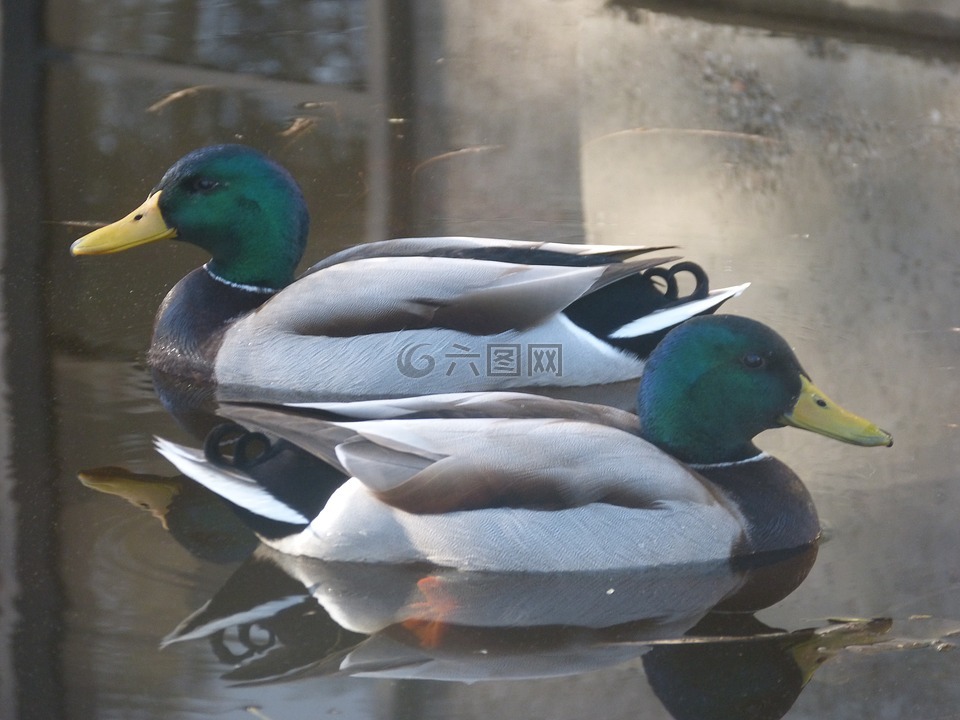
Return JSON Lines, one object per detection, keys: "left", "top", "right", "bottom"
{"left": 642, "top": 612, "right": 891, "bottom": 720}
{"left": 80, "top": 462, "right": 892, "bottom": 719}
{"left": 159, "top": 541, "right": 883, "bottom": 717}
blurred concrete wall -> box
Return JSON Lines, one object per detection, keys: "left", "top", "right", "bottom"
{"left": 404, "top": 0, "right": 959, "bottom": 425}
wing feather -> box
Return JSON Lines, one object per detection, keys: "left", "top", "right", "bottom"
{"left": 252, "top": 255, "right": 677, "bottom": 337}
{"left": 329, "top": 418, "right": 718, "bottom": 514}
{"left": 305, "top": 236, "right": 673, "bottom": 273}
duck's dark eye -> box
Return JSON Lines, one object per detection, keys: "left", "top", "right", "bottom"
{"left": 189, "top": 177, "right": 220, "bottom": 193}
{"left": 741, "top": 353, "right": 765, "bottom": 369}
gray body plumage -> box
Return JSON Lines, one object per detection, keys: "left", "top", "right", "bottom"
{"left": 157, "top": 393, "right": 751, "bottom": 572}
{"left": 211, "top": 239, "right": 747, "bottom": 404}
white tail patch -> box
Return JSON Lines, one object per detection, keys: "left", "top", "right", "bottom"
{"left": 608, "top": 283, "right": 750, "bottom": 339}
{"left": 154, "top": 437, "right": 311, "bottom": 525}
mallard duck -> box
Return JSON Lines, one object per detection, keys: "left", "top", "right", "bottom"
{"left": 154, "top": 315, "right": 892, "bottom": 571}
{"left": 71, "top": 144, "right": 747, "bottom": 403}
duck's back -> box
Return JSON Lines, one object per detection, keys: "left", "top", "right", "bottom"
{"left": 258, "top": 415, "right": 749, "bottom": 571}
{"left": 212, "top": 256, "right": 653, "bottom": 402}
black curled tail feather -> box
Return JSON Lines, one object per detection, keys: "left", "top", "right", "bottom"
{"left": 564, "top": 260, "right": 716, "bottom": 358}
{"left": 202, "top": 423, "right": 347, "bottom": 540}
{"left": 205, "top": 423, "right": 276, "bottom": 469}
{"left": 642, "top": 261, "right": 710, "bottom": 304}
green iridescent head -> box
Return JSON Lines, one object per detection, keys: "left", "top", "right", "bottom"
{"left": 637, "top": 315, "right": 892, "bottom": 464}
{"left": 71, "top": 144, "right": 309, "bottom": 290}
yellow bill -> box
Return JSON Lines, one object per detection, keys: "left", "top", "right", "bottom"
{"left": 780, "top": 375, "right": 892, "bottom": 447}
{"left": 70, "top": 191, "right": 176, "bottom": 255}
